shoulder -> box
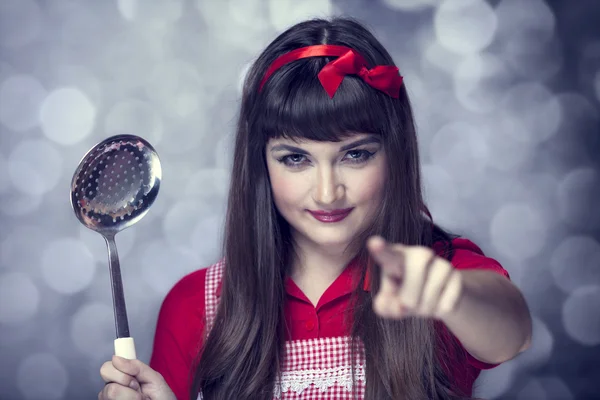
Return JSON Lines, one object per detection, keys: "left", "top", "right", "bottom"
{"left": 159, "top": 260, "right": 224, "bottom": 320}
{"left": 446, "top": 238, "right": 509, "bottom": 279}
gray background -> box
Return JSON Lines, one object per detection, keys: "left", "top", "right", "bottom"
{"left": 1, "top": 0, "right": 599, "bottom": 399}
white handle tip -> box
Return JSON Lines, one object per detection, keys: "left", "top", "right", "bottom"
{"left": 114, "top": 337, "right": 137, "bottom": 360}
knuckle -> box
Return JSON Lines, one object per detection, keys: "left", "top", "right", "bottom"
{"left": 105, "top": 383, "right": 121, "bottom": 398}
{"left": 413, "top": 246, "right": 434, "bottom": 260}
{"left": 99, "top": 361, "right": 114, "bottom": 378}
{"left": 432, "top": 260, "right": 452, "bottom": 278}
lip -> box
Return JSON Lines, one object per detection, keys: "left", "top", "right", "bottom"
{"left": 307, "top": 208, "right": 354, "bottom": 223}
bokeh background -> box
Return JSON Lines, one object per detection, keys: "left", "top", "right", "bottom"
{"left": 1, "top": 0, "right": 599, "bottom": 399}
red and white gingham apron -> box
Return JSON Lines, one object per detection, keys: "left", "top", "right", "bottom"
{"left": 203, "top": 261, "right": 367, "bottom": 399}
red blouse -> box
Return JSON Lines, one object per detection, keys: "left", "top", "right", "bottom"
{"left": 149, "top": 238, "right": 509, "bottom": 400}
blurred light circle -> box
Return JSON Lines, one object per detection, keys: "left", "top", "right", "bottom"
{"left": 141, "top": 239, "right": 199, "bottom": 295}
{"left": 79, "top": 224, "right": 137, "bottom": 265}
{"left": 47, "top": 1, "right": 110, "bottom": 47}
{"left": 503, "top": 37, "right": 563, "bottom": 81}
{"left": 155, "top": 114, "right": 211, "bottom": 156}
{"left": 145, "top": 60, "right": 207, "bottom": 119}
{"left": 490, "top": 203, "right": 547, "bottom": 261}
{"left": 8, "top": 139, "right": 63, "bottom": 196}
{"left": 0, "top": 151, "right": 10, "bottom": 194}
{"left": 433, "top": 0, "right": 497, "bottom": 55}
{"left": 0, "top": 322, "right": 37, "bottom": 348}
{"left": 484, "top": 117, "right": 534, "bottom": 172}
{"left": 0, "top": 225, "right": 50, "bottom": 275}
{"left": 453, "top": 53, "right": 513, "bottom": 113}
{"left": 562, "top": 285, "right": 600, "bottom": 346}
{"left": 196, "top": 0, "right": 272, "bottom": 52}
{"left": 429, "top": 121, "right": 489, "bottom": 197}
{"left": 54, "top": 65, "right": 103, "bottom": 108}
{"left": 0, "top": 192, "right": 42, "bottom": 216}
{"left": 422, "top": 40, "right": 465, "bottom": 75}
{"left": 184, "top": 168, "right": 230, "bottom": 200}
{"left": 0, "top": 272, "right": 39, "bottom": 325}
{"left": 105, "top": 99, "right": 164, "bottom": 145}
{"left": 99, "top": 31, "right": 162, "bottom": 95}
{"left": 117, "top": 0, "right": 183, "bottom": 26}
{"left": 0, "top": 74, "right": 46, "bottom": 132}
{"left": 41, "top": 238, "right": 95, "bottom": 295}
{"left": 190, "top": 215, "right": 225, "bottom": 263}
{"left": 117, "top": 0, "right": 137, "bottom": 21}
{"left": 382, "top": 0, "right": 437, "bottom": 11}
{"left": 495, "top": 0, "right": 559, "bottom": 81}
{"left": 555, "top": 93, "right": 599, "bottom": 138}
{"left": 496, "top": 0, "right": 556, "bottom": 45}
{"left": 473, "top": 361, "right": 515, "bottom": 399}
{"left": 517, "top": 173, "right": 561, "bottom": 230}
{"left": 70, "top": 302, "right": 114, "bottom": 358}
{"left": 514, "top": 317, "right": 553, "bottom": 370}
{"left": 229, "top": 0, "right": 271, "bottom": 30}
{"left": 0, "top": 0, "right": 42, "bottom": 48}
{"left": 551, "top": 236, "right": 600, "bottom": 294}
{"left": 517, "top": 376, "right": 574, "bottom": 400}
{"left": 557, "top": 168, "right": 600, "bottom": 229}
{"left": 0, "top": 61, "right": 15, "bottom": 86}
{"left": 421, "top": 164, "right": 464, "bottom": 229}
{"left": 17, "top": 353, "right": 69, "bottom": 400}
{"left": 40, "top": 87, "right": 96, "bottom": 146}
{"left": 163, "top": 199, "right": 214, "bottom": 251}
{"left": 500, "top": 82, "right": 562, "bottom": 145}
{"left": 517, "top": 378, "right": 545, "bottom": 400}
{"left": 268, "top": 0, "right": 333, "bottom": 32}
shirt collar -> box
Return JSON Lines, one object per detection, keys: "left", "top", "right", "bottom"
{"left": 214, "top": 257, "right": 371, "bottom": 298}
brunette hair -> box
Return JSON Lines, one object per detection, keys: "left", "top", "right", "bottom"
{"left": 191, "top": 17, "right": 470, "bottom": 400}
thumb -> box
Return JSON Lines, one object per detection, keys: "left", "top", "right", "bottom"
{"left": 112, "top": 356, "right": 163, "bottom": 385}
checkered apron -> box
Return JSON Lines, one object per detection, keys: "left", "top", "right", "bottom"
{"left": 202, "top": 261, "right": 366, "bottom": 399}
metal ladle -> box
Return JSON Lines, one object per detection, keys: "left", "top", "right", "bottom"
{"left": 70, "top": 134, "right": 161, "bottom": 359}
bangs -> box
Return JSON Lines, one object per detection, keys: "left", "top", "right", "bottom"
{"left": 254, "top": 58, "right": 395, "bottom": 143}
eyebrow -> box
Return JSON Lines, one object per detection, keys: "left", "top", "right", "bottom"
{"left": 270, "top": 136, "right": 381, "bottom": 154}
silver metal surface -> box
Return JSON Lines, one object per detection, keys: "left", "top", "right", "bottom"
{"left": 70, "top": 134, "right": 162, "bottom": 339}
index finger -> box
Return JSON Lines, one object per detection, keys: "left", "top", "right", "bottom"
{"left": 367, "top": 236, "right": 405, "bottom": 281}
{"left": 112, "top": 356, "right": 165, "bottom": 386}
{"left": 100, "top": 361, "right": 140, "bottom": 390}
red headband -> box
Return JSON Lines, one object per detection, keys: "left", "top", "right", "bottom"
{"left": 258, "top": 45, "right": 404, "bottom": 98}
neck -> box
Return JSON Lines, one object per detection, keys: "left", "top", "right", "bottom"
{"left": 289, "top": 234, "right": 356, "bottom": 283}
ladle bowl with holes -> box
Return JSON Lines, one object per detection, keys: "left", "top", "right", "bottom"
{"left": 70, "top": 134, "right": 161, "bottom": 359}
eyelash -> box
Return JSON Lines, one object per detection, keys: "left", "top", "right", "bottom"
{"left": 276, "top": 150, "right": 375, "bottom": 168}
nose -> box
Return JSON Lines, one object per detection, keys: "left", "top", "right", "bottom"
{"left": 313, "top": 166, "right": 345, "bottom": 205}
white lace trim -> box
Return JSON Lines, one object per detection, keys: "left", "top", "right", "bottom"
{"left": 273, "top": 364, "right": 365, "bottom": 398}
{"left": 197, "top": 365, "right": 365, "bottom": 399}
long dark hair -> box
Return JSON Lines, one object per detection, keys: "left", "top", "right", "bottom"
{"left": 191, "top": 17, "right": 471, "bottom": 400}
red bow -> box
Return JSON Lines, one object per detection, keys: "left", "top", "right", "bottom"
{"left": 259, "top": 45, "right": 403, "bottom": 98}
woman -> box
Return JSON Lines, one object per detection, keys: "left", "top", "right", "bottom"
{"left": 99, "top": 17, "right": 532, "bottom": 400}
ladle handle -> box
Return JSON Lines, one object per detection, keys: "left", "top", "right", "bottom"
{"left": 104, "top": 234, "right": 137, "bottom": 360}
{"left": 115, "top": 337, "right": 137, "bottom": 360}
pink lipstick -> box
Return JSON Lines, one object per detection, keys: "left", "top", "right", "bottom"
{"left": 308, "top": 208, "right": 354, "bottom": 223}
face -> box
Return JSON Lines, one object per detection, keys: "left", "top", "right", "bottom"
{"left": 265, "top": 133, "right": 387, "bottom": 254}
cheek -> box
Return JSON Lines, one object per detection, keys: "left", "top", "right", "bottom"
{"left": 352, "top": 166, "right": 387, "bottom": 204}
{"left": 268, "top": 167, "right": 305, "bottom": 211}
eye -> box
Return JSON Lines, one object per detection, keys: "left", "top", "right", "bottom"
{"left": 344, "top": 149, "right": 374, "bottom": 164}
{"left": 277, "top": 153, "right": 308, "bottom": 167}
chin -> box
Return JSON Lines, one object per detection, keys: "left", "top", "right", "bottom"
{"left": 302, "top": 230, "right": 355, "bottom": 249}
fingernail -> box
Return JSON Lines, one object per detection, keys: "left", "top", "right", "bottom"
{"left": 129, "top": 380, "right": 139, "bottom": 390}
